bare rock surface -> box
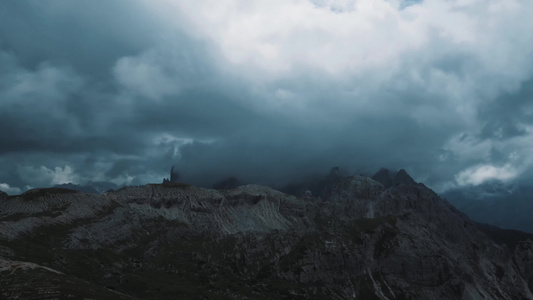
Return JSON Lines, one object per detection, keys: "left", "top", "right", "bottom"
{"left": 1, "top": 173, "right": 532, "bottom": 299}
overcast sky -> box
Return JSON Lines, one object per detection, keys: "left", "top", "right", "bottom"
{"left": 1, "top": 0, "right": 533, "bottom": 195}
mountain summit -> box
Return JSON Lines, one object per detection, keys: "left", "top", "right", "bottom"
{"left": 1, "top": 172, "right": 532, "bottom": 299}
{"left": 392, "top": 168, "right": 417, "bottom": 186}
{"left": 372, "top": 168, "right": 417, "bottom": 188}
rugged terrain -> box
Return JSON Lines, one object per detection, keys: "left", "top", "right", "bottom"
{"left": 1, "top": 171, "right": 532, "bottom": 299}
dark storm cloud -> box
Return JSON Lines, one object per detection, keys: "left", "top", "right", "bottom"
{"left": 478, "top": 78, "right": 533, "bottom": 140}
{"left": 176, "top": 113, "right": 446, "bottom": 188}
{"left": 0, "top": 53, "right": 145, "bottom": 157}
{"left": 0, "top": 1, "right": 159, "bottom": 76}
{"left": 1, "top": 0, "right": 533, "bottom": 195}
{"left": 0, "top": 1, "right": 170, "bottom": 190}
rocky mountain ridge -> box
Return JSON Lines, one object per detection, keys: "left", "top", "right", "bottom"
{"left": 1, "top": 172, "right": 532, "bottom": 299}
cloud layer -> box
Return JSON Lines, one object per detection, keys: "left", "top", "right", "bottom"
{"left": 1, "top": 0, "right": 533, "bottom": 194}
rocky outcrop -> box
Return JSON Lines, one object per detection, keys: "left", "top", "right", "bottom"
{"left": 372, "top": 168, "right": 417, "bottom": 188}
{"left": 330, "top": 175, "right": 384, "bottom": 201}
{"left": 1, "top": 172, "right": 532, "bottom": 299}
{"left": 162, "top": 166, "right": 181, "bottom": 184}
{"left": 393, "top": 169, "right": 417, "bottom": 186}
{"left": 0, "top": 188, "right": 115, "bottom": 240}
{"left": 0, "top": 190, "right": 7, "bottom": 200}
{"left": 515, "top": 240, "right": 533, "bottom": 292}
{"left": 372, "top": 168, "right": 393, "bottom": 188}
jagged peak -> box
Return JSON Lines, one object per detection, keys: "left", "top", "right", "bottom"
{"left": 393, "top": 169, "right": 416, "bottom": 186}
{"left": 371, "top": 168, "right": 417, "bottom": 188}
{"left": 371, "top": 168, "right": 393, "bottom": 188}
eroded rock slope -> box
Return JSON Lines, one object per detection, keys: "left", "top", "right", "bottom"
{"left": 1, "top": 174, "right": 532, "bottom": 299}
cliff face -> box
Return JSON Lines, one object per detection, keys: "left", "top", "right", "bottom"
{"left": 1, "top": 175, "right": 532, "bottom": 299}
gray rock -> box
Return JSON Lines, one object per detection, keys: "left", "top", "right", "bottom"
{"left": 392, "top": 169, "right": 417, "bottom": 186}
{"left": 0, "top": 174, "right": 532, "bottom": 299}
{"left": 372, "top": 168, "right": 393, "bottom": 188}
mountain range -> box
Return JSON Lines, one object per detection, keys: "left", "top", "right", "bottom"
{"left": 1, "top": 170, "right": 532, "bottom": 299}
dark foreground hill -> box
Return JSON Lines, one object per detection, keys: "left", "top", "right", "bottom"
{"left": 1, "top": 174, "right": 532, "bottom": 299}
